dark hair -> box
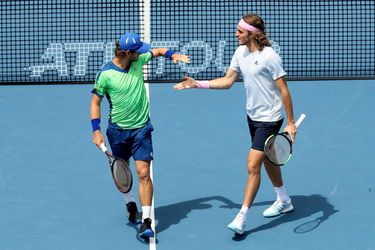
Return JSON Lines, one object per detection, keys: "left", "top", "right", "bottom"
{"left": 114, "top": 41, "right": 130, "bottom": 58}
{"left": 243, "top": 14, "right": 271, "bottom": 51}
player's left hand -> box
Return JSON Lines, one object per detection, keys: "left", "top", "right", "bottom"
{"left": 171, "top": 53, "right": 190, "bottom": 64}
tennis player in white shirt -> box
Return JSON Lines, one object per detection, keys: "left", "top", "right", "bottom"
{"left": 174, "top": 13, "right": 298, "bottom": 235}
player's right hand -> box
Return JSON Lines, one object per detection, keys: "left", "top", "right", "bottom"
{"left": 93, "top": 130, "right": 105, "bottom": 149}
{"left": 173, "top": 76, "right": 198, "bottom": 90}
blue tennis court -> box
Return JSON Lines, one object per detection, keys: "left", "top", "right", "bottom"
{"left": 0, "top": 80, "right": 374, "bottom": 250}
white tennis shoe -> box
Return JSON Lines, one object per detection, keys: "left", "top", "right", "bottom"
{"left": 227, "top": 212, "right": 246, "bottom": 234}
{"left": 263, "top": 199, "right": 294, "bottom": 217}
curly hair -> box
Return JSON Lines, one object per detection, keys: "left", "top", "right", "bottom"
{"left": 243, "top": 14, "right": 271, "bottom": 51}
{"left": 114, "top": 41, "right": 129, "bottom": 58}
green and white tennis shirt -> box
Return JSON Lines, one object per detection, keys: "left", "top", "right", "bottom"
{"left": 92, "top": 52, "right": 152, "bottom": 129}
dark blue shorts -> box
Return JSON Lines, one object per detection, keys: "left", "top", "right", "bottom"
{"left": 247, "top": 116, "right": 284, "bottom": 151}
{"left": 106, "top": 119, "right": 154, "bottom": 161}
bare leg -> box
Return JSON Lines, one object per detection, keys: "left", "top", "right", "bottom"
{"left": 242, "top": 149, "right": 265, "bottom": 207}
{"left": 135, "top": 160, "right": 153, "bottom": 206}
{"left": 228, "top": 148, "right": 265, "bottom": 234}
{"left": 262, "top": 157, "right": 293, "bottom": 217}
{"left": 263, "top": 157, "right": 283, "bottom": 188}
{"left": 135, "top": 160, "right": 155, "bottom": 237}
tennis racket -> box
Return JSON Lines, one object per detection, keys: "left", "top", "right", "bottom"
{"left": 100, "top": 143, "right": 133, "bottom": 193}
{"left": 264, "top": 113, "right": 306, "bottom": 166}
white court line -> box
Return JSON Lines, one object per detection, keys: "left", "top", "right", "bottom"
{"left": 140, "top": 0, "right": 155, "bottom": 246}
{"left": 149, "top": 161, "right": 157, "bottom": 249}
{"left": 145, "top": 82, "right": 157, "bottom": 250}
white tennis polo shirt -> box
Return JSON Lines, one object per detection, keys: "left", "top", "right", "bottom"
{"left": 229, "top": 46, "right": 286, "bottom": 122}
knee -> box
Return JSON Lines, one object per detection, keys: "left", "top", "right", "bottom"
{"left": 137, "top": 167, "right": 150, "bottom": 182}
{"left": 247, "top": 163, "right": 261, "bottom": 176}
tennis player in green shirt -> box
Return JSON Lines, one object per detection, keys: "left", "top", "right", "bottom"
{"left": 90, "top": 32, "right": 189, "bottom": 239}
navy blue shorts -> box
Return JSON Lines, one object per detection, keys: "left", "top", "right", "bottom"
{"left": 106, "top": 119, "right": 154, "bottom": 161}
{"left": 247, "top": 116, "right": 284, "bottom": 151}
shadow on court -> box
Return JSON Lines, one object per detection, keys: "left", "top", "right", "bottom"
{"left": 155, "top": 196, "right": 240, "bottom": 233}
{"left": 233, "top": 194, "right": 338, "bottom": 241}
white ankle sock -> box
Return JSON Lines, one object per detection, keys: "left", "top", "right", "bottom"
{"left": 274, "top": 185, "right": 290, "bottom": 203}
{"left": 142, "top": 206, "right": 151, "bottom": 221}
{"left": 240, "top": 205, "right": 249, "bottom": 216}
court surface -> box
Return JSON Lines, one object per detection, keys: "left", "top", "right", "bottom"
{"left": 0, "top": 80, "right": 374, "bottom": 250}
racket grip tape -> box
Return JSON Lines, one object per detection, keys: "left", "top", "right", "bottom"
{"left": 99, "top": 143, "right": 108, "bottom": 153}
{"left": 295, "top": 113, "right": 306, "bottom": 128}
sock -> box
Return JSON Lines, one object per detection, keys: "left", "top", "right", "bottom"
{"left": 123, "top": 192, "right": 136, "bottom": 204}
{"left": 142, "top": 206, "right": 151, "bottom": 221}
{"left": 274, "top": 185, "right": 290, "bottom": 203}
{"left": 240, "top": 205, "right": 249, "bottom": 216}
{"left": 235, "top": 206, "right": 249, "bottom": 223}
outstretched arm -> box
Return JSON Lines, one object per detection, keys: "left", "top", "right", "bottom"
{"left": 151, "top": 48, "right": 190, "bottom": 64}
{"left": 173, "top": 68, "right": 240, "bottom": 90}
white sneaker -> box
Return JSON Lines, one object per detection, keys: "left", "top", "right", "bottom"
{"left": 227, "top": 212, "right": 246, "bottom": 234}
{"left": 263, "top": 199, "right": 294, "bottom": 217}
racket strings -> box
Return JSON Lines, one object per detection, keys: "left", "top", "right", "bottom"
{"left": 113, "top": 159, "right": 132, "bottom": 192}
{"left": 265, "top": 135, "right": 291, "bottom": 165}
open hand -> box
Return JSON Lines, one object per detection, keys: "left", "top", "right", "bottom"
{"left": 173, "top": 76, "right": 198, "bottom": 90}
{"left": 171, "top": 53, "right": 190, "bottom": 64}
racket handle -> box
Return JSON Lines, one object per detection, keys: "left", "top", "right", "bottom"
{"left": 100, "top": 143, "right": 108, "bottom": 153}
{"left": 295, "top": 113, "right": 306, "bottom": 128}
